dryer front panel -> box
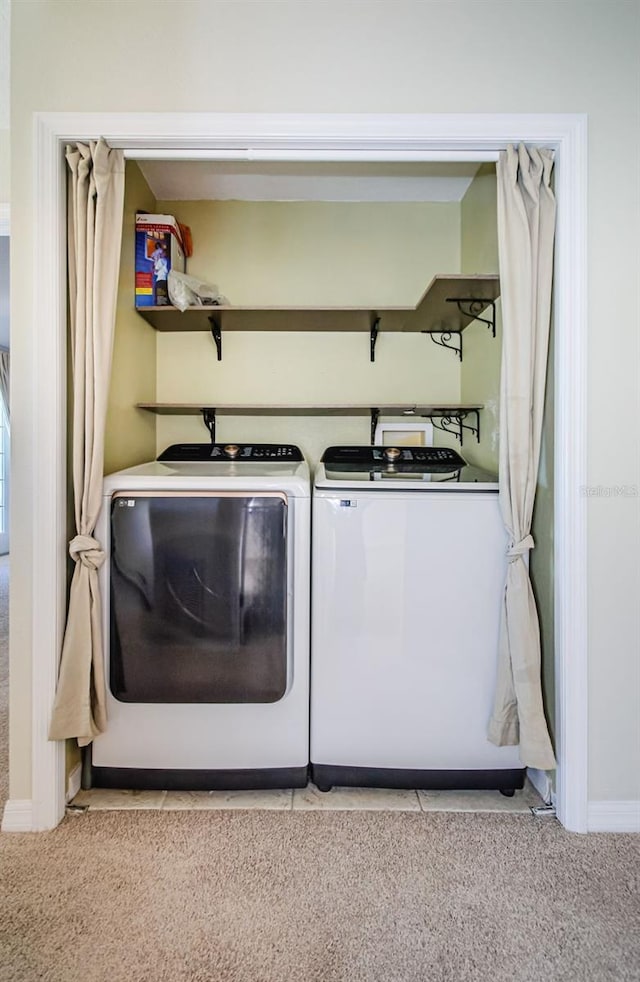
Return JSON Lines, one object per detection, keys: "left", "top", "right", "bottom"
{"left": 109, "top": 491, "right": 288, "bottom": 704}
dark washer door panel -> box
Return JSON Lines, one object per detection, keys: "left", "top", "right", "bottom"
{"left": 109, "top": 492, "right": 288, "bottom": 704}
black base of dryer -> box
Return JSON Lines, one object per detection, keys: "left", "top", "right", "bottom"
{"left": 87, "top": 764, "right": 309, "bottom": 792}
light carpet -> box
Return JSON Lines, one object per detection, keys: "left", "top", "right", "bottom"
{"left": 1, "top": 558, "right": 639, "bottom": 981}
{"left": 1, "top": 809, "right": 639, "bottom": 982}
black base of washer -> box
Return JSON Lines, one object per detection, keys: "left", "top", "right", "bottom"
{"left": 310, "top": 764, "right": 526, "bottom": 794}
{"left": 88, "top": 765, "right": 309, "bottom": 792}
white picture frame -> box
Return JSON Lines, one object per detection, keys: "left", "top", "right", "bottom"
{"left": 374, "top": 420, "right": 434, "bottom": 447}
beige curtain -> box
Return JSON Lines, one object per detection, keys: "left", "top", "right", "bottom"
{"left": 0, "top": 350, "right": 9, "bottom": 430}
{"left": 49, "top": 139, "right": 125, "bottom": 745}
{"left": 488, "top": 144, "right": 557, "bottom": 771}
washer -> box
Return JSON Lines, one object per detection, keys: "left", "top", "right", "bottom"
{"left": 310, "top": 445, "right": 525, "bottom": 794}
{"left": 90, "top": 442, "right": 310, "bottom": 791}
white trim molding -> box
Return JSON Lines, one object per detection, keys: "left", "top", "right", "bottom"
{"left": 33, "top": 110, "right": 588, "bottom": 155}
{"left": 30, "top": 112, "right": 68, "bottom": 832}
{"left": 550, "top": 114, "right": 589, "bottom": 833}
{"left": 28, "top": 112, "right": 588, "bottom": 831}
{"left": 0, "top": 202, "right": 9, "bottom": 235}
{"left": 588, "top": 801, "right": 640, "bottom": 834}
{"left": 1, "top": 799, "right": 34, "bottom": 833}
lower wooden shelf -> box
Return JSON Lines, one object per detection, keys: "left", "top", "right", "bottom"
{"left": 137, "top": 402, "right": 484, "bottom": 445}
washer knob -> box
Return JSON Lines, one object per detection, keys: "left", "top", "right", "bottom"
{"left": 223, "top": 444, "right": 240, "bottom": 459}
{"left": 383, "top": 447, "right": 402, "bottom": 462}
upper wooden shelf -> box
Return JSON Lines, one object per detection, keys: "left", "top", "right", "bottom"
{"left": 135, "top": 274, "right": 500, "bottom": 335}
{"left": 137, "top": 402, "right": 483, "bottom": 416}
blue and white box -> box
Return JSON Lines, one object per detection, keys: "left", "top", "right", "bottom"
{"left": 135, "top": 214, "right": 186, "bottom": 307}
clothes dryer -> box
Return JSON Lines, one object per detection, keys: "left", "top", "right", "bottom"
{"left": 310, "top": 445, "right": 525, "bottom": 794}
{"left": 90, "top": 443, "right": 310, "bottom": 790}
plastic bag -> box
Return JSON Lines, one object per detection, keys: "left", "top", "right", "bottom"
{"left": 168, "top": 270, "right": 229, "bottom": 312}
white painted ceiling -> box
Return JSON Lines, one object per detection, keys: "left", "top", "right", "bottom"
{"left": 138, "top": 160, "right": 482, "bottom": 203}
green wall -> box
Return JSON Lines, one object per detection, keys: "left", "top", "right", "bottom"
{"left": 460, "top": 164, "right": 501, "bottom": 475}
{"left": 104, "top": 162, "right": 158, "bottom": 475}
{"left": 146, "top": 197, "right": 463, "bottom": 462}
{"left": 530, "top": 314, "right": 556, "bottom": 747}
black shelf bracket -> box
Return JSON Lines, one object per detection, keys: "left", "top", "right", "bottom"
{"left": 427, "top": 331, "right": 463, "bottom": 362}
{"left": 446, "top": 297, "right": 497, "bottom": 338}
{"left": 370, "top": 408, "right": 380, "bottom": 445}
{"left": 201, "top": 408, "right": 217, "bottom": 443}
{"left": 208, "top": 314, "right": 222, "bottom": 360}
{"left": 370, "top": 316, "right": 380, "bottom": 362}
{"left": 430, "top": 409, "right": 480, "bottom": 447}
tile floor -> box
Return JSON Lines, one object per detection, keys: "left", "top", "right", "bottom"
{"left": 70, "top": 780, "right": 544, "bottom": 814}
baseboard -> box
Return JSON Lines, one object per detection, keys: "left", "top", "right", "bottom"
{"left": 66, "top": 763, "right": 82, "bottom": 804}
{"left": 588, "top": 800, "right": 640, "bottom": 833}
{"left": 527, "top": 767, "right": 553, "bottom": 805}
{"left": 1, "top": 799, "right": 34, "bottom": 833}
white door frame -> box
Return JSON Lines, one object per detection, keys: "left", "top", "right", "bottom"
{"left": 0, "top": 405, "right": 9, "bottom": 557}
{"left": 0, "top": 206, "right": 9, "bottom": 557}
{"left": 21, "top": 112, "right": 587, "bottom": 831}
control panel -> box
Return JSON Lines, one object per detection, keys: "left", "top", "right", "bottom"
{"left": 321, "top": 445, "right": 466, "bottom": 472}
{"left": 158, "top": 443, "right": 304, "bottom": 462}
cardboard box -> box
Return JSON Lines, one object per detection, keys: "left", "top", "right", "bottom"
{"left": 135, "top": 214, "right": 186, "bottom": 307}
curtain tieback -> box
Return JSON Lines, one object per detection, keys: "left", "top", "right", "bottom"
{"left": 69, "top": 534, "right": 105, "bottom": 570}
{"left": 507, "top": 534, "right": 534, "bottom": 562}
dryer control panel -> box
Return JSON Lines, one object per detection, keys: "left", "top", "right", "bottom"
{"left": 158, "top": 443, "right": 304, "bottom": 462}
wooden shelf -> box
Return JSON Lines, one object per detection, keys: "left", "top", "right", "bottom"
{"left": 137, "top": 402, "right": 483, "bottom": 417}
{"left": 137, "top": 402, "right": 485, "bottom": 445}
{"left": 135, "top": 274, "right": 500, "bottom": 335}
{"left": 137, "top": 306, "right": 377, "bottom": 333}
{"left": 385, "top": 274, "right": 500, "bottom": 334}
{"left": 134, "top": 275, "right": 497, "bottom": 442}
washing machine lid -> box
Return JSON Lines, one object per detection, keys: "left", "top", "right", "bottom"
{"left": 314, "top": 446, "right": 498, "bottom": 491}
{"left": 103, "top": 443, "right": 310, "bottom": 496}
